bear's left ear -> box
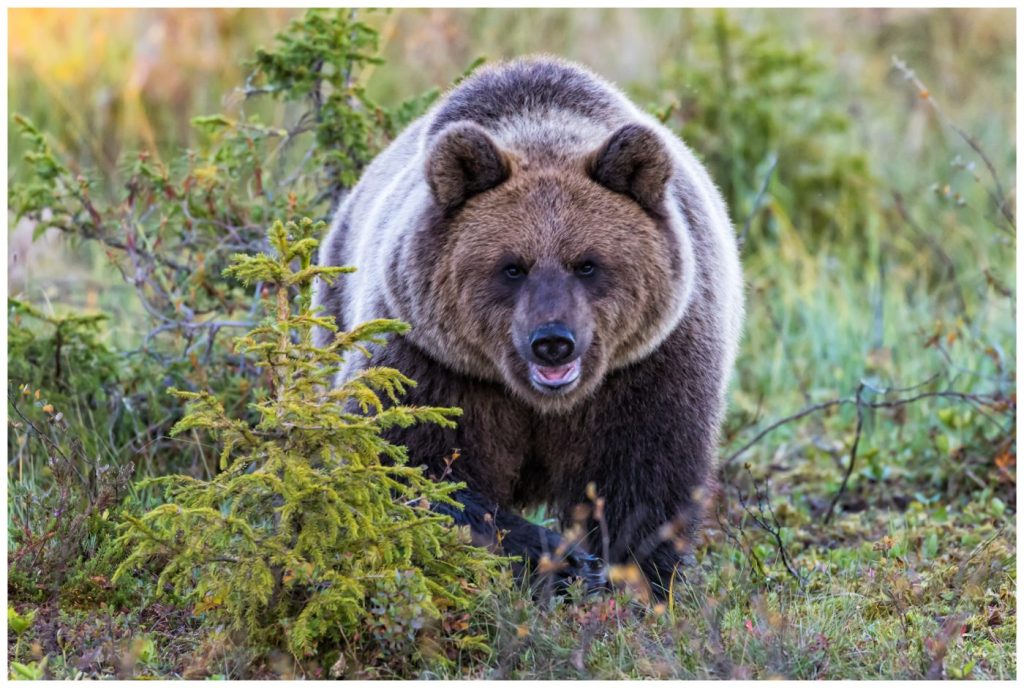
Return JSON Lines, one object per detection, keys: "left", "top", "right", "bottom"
{"left": 589, "top": 124, "right": 672, "bottom": 213}
{"left": 426, "top": 121, "right": 511, "bottom": 212}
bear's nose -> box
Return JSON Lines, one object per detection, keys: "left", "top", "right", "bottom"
{"left": 530, "top": 323, "right": 576, "bottom": 365}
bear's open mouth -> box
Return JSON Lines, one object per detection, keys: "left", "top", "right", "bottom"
{"left": 528, "top": 359, "right": 581, "bottom": 390}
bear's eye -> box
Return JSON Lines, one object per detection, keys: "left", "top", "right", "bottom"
{"left": 574, "top": 261, "right": 597, "bottom": 278}
{"left": 503, "top": 264, "right": 526, "bottom": 280}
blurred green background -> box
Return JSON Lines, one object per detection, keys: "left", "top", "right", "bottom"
{"left": 7, "top": 8, "right": 1015, "bottom": 164}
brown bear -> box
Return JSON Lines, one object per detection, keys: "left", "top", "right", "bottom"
{"left": 313, "top": 56, "right": 744, "bottom": 595}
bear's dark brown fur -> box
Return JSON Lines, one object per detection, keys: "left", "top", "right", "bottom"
{"left": 313, "top": 57, "right": 743, "bottom": 595}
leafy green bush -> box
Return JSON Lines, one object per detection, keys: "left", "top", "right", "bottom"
{"left": 8, "top": 300, "right": 124, "bottom": 462}
{"left": 7, "top": 300, "right": 143, "bottom": 600}
{"left": 7, "top": 410, "right": 136, "bottom": 602}
{"left": 8, "top": 11, "right": 493, "bottom": 671}
{"left": 113, "top": 219, "right": 502, "bottom": 672}
{"left": 9, "top": 9, "right": 443, "bottom": 473}
{"left": 642, "top": 10, "right": 872, "bottom": 248}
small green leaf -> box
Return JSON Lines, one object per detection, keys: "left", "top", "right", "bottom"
{"left": 191, "top": 114, "right": 235, "bottom": 132}
{"left": 136, "top": 635, "right": 158, "bottom": 665}
{"left": 922, "top": 532, "right": 939, "bottom": 560}
{"left": 7, "top": 606, "right": 36, "bottom": 635}
{"left": 10, "top": 659, "right": 46, "bottom": 681}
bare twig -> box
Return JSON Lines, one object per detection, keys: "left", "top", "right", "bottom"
{"left": 892, "top": 56, "right": 1015, "bottom": 233}
{"left": 823, "top": 382, "right": 865, "bottom": 524}
{"left": 48, "top": 219, "right": 188, "bottom": 273}
{"left": 9, "top": 396, "right": 87, "bottom": 485}
{"left": 736, "top": 466, "right": 806, "bottom": 587}
{"left": 723, "top": 398, "right": 845, "bottom": 468}
{"left": 714, "top": 499, "right": 768, "bottom": 580}
{"left": 723, "top": 382, "right": 1005, "bottom": 469}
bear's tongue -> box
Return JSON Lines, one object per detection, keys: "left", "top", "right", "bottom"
{"left": 531, "top": 359, "right": 581, "bottom": 386}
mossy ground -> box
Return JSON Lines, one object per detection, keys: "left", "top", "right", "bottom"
{"left": 9, "top": 484, "right": 1015, "bottom": 679}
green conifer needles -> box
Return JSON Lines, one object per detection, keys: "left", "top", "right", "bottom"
{"left": 113, "top": 219, "right": 500, "bottom": 667}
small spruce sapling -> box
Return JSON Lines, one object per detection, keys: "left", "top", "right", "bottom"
{"left": 114, "top": 218, "right": 501, "bottom": 666}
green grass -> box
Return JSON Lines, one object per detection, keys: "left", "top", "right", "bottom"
{"left": 12, "top": 506, "right": 1012, "bottom": 680}
{"left": 465, "top": 509, "right": 1013, "bottom": 680}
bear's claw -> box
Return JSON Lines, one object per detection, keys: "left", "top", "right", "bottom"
{"left": 535, "top": 545, "right": 608, "bottom": 596}
{"left": 564, "top": 548, "right": 609, "bottom": 593}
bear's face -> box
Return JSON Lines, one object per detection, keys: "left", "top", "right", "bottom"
{"left": 424, "top": 122, "right": 683, "bottom": 413}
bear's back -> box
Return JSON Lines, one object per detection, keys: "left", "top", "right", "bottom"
{"left": 428, "top": 58, "right": 635, "bottom": 165}
{"left": 429, "top": 58, "right": 624, "bottom": 134}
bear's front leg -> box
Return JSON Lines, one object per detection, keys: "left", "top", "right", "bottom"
{"left": 432, "top": 488, "right": 606, "bottom": 594}
{"left": 569, "top": 325, "right": 724, "bottom": 598}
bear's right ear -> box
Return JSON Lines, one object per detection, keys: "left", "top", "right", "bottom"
{"left": 589, "top": 123, "right": 672, "bottom": 213}
{"left": 426, "top": 122, "right": 511, "bottom": 212}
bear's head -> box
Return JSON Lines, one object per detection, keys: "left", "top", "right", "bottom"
{"left": 420, "top": 120, "right": 691, "bottom": 413}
